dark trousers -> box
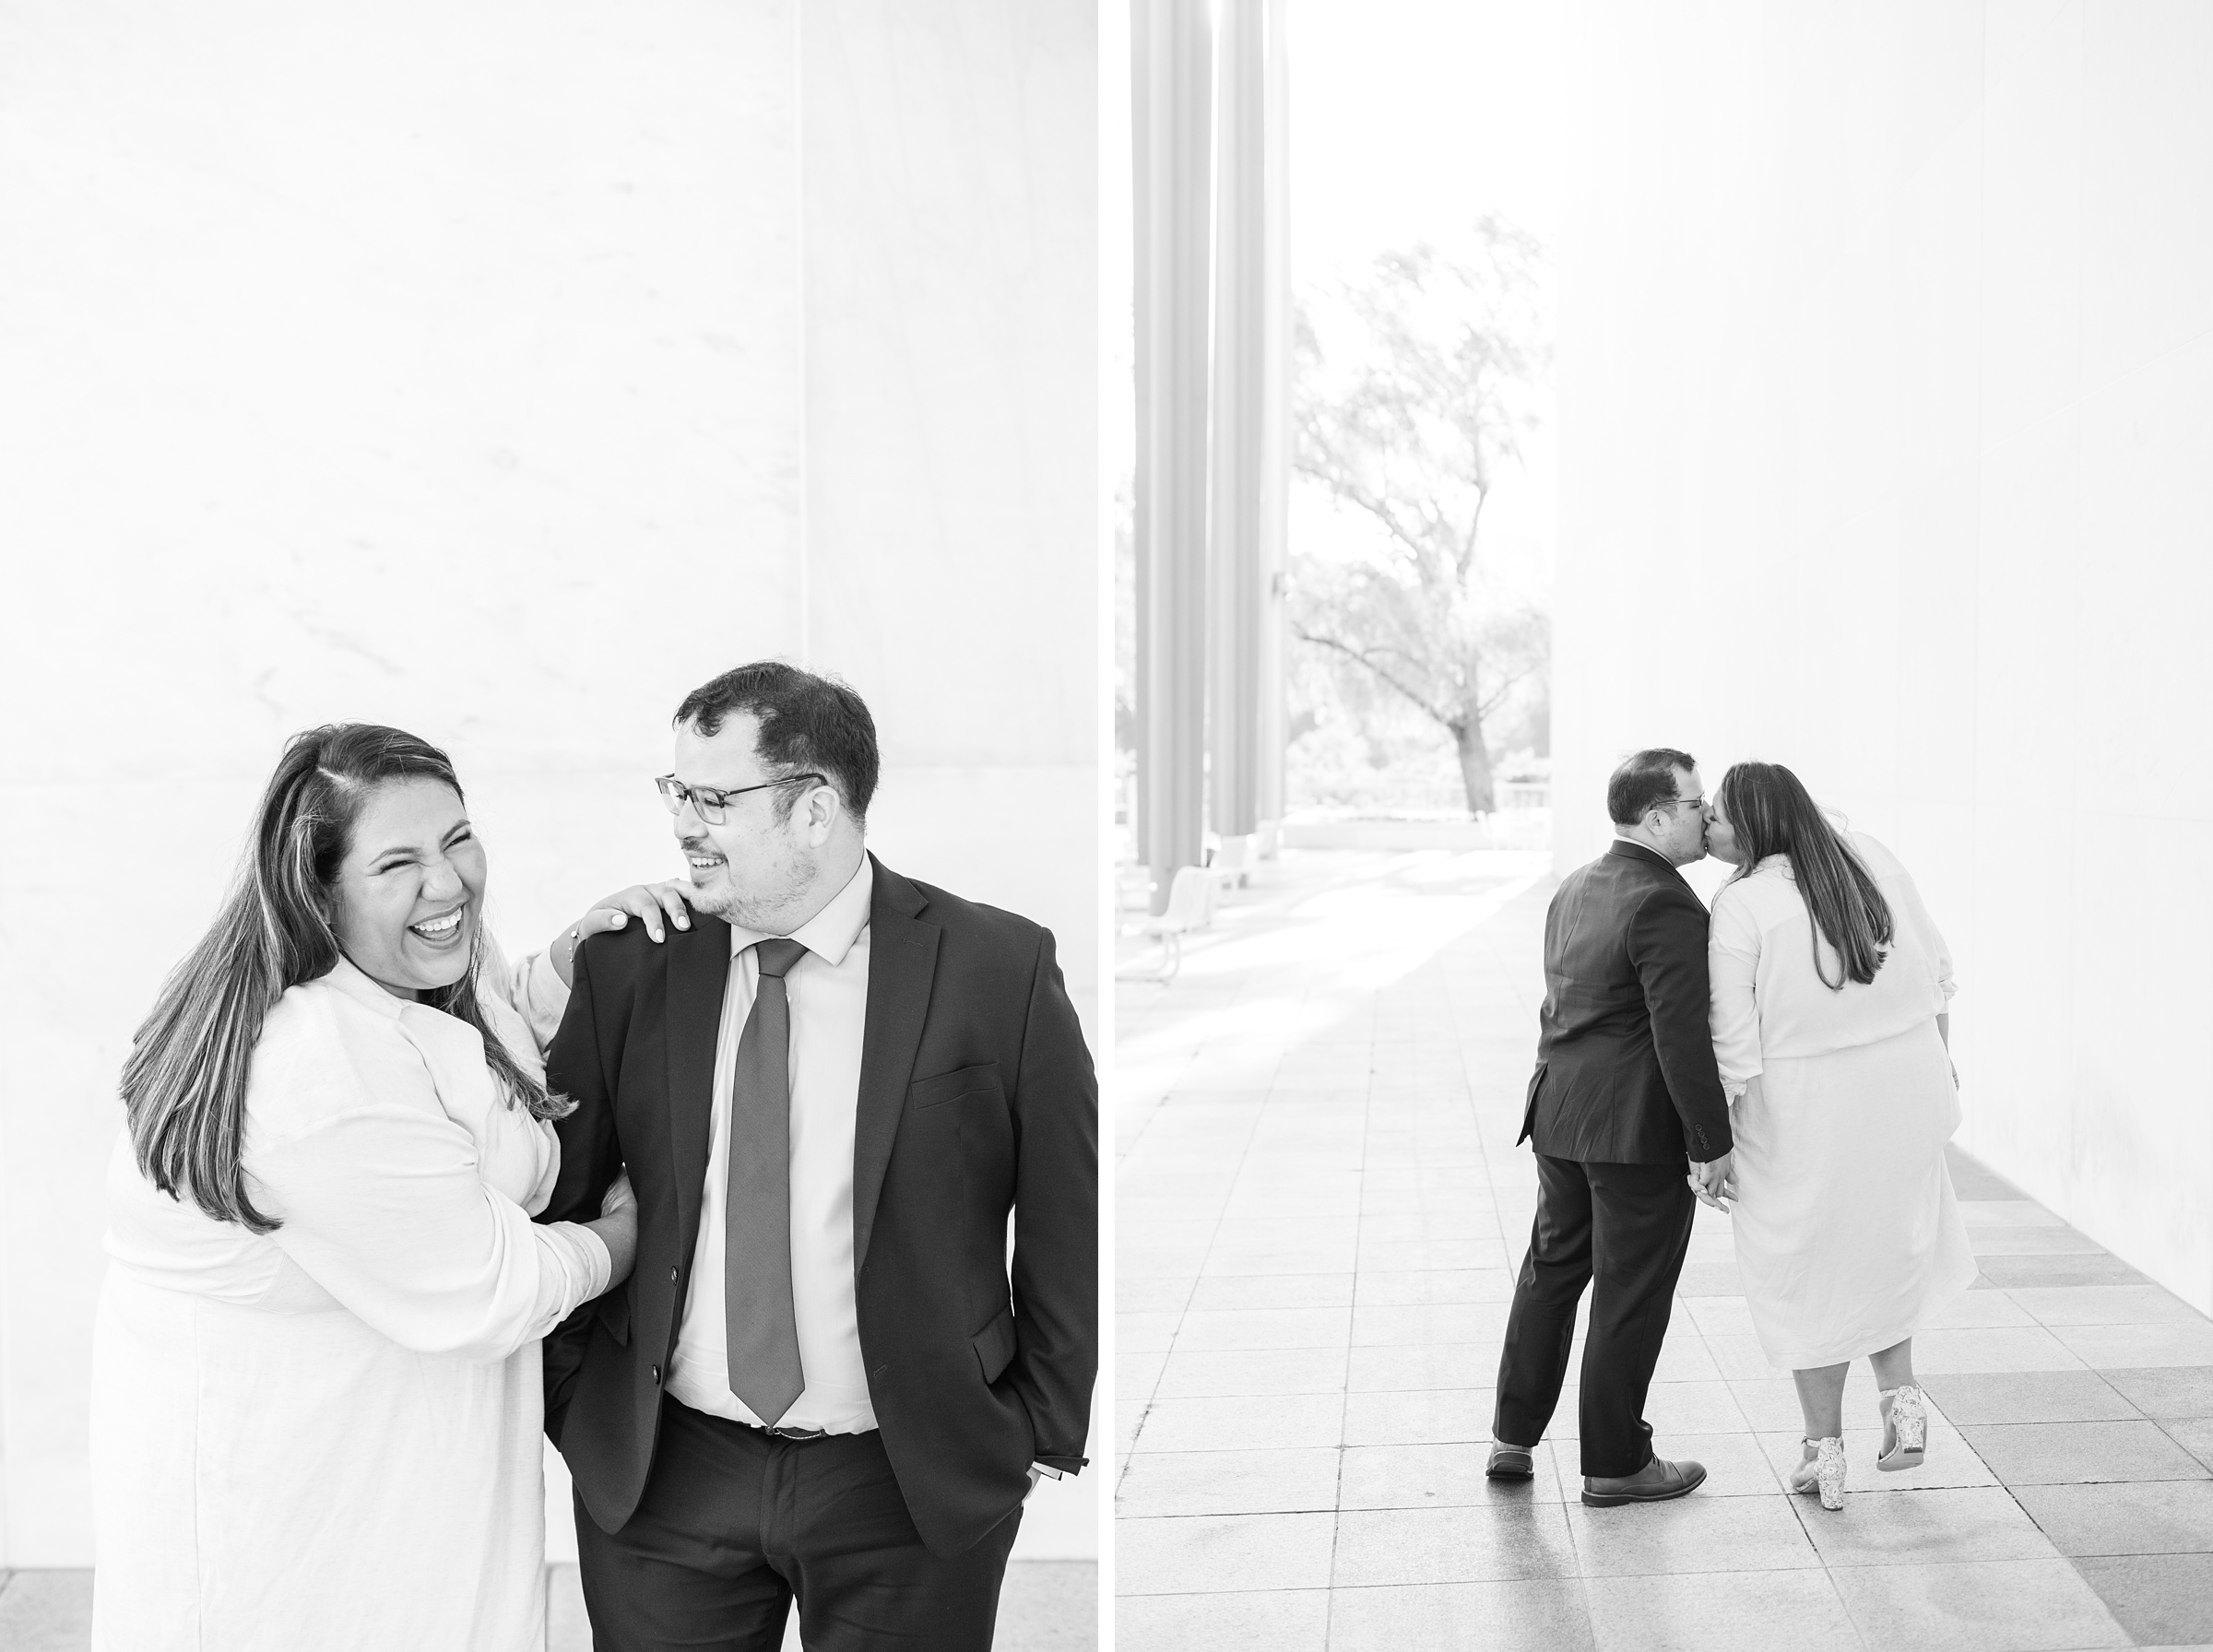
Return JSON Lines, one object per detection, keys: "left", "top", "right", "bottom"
{"left": 1493, "top": 1153, "right": 1696, "bottom": 1478}
{"left": 574, "top": 1398, "right": 1022, "bottom": 1652}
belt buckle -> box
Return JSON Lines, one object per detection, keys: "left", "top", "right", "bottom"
{"left": 763, "top": 1423, "right": 828, "bottom": 1441}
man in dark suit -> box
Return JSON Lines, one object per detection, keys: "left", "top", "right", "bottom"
{"left": 1487, "top": 748, "right": 1734, "bottom": 1507}
{"left": 538, "top": 662, "right": 1096, "bottom": 1651}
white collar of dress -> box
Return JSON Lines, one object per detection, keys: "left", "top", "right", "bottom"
{"left": 321, "top": 952, "right": 420, "bottom": 1019}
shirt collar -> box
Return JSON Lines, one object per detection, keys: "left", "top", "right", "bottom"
{"left": 1609, "top": 835, "right": 1675, "bottom": 868}
{"left": 321, "top": 952, "right": 414, "bottom": 1019}
{"left": 727, "top": 855, "right": 874, "bottom": 969}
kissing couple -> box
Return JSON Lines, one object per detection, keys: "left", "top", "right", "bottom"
{"left": 1487, "top": 748, "right": 1972, "bottom": 1511}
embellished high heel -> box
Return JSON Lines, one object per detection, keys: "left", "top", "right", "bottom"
{"left": 1788, "top": 1436, "right": 1846, "bottom": 1510}
{"left": 1878, "top": 1385, "right": 1928, "bottom": 1471}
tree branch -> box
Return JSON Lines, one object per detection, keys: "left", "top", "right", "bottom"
{"left": 1475, "top": 658, "right": 1544, "bottom": 717}
{"left": 1295, "top": 625, "right": 1458, "bottom": 730}
{"left": 1293, "top": 450, "right": 1454, "bottom": 579}
{"left": 1457, "top": 486, "right": 1487, "bottom": 581}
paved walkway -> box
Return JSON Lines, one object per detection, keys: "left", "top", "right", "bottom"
{"left": 1114, "top": 848, "right": 2213, "bottom": 1652}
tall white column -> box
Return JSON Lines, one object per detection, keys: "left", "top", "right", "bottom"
{"left": 1132, "top": 0, "right": 1211, "bottom": 906}
{"left": 1207, "top": 0, "right": 1265, "bottom": 837}
{"left": 1254, "top": 0, "right": 1291, "bottom": 835}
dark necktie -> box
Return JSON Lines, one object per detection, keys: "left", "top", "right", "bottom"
{"left": 725, "top": 936, "right": 809, "bottom": 1424}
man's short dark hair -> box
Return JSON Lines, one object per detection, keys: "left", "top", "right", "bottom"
{"left": 1607, "top": 748, "right": 1697, "bottom": 825}
{"left": 674, "top": 661, "right": 880, "bottom": 822}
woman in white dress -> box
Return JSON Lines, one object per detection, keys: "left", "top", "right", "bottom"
{"left": 91, "top": 723, "right": 694, "bottom": 1650}
{"left": 1704, "top": 761, "right": 1975, "bottom": 1510}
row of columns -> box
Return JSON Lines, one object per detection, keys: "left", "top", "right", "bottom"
{"left": 1132, "top": 0, "right": 1290, "bottom": 913}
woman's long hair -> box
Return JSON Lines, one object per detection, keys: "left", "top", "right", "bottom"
{"left": 1717, "top": 761, "right": 1894, "bottom": 991}
{"left": 121, "top": 724, "right": 570, "bottom": 1233}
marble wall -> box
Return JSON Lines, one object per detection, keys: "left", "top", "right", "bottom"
{"left": 1555, "top": 2, "right": 2213, "bottom": 1310}
{"left": 0, "top": 0, "right": 1097, "bottom": 1566}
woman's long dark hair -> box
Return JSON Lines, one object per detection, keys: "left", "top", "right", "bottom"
{"left": 120, "top": 724, "right": 570, "bottom": 1233}
{"left": 1718, "top": 761, "right": 1893, "bottom": 991}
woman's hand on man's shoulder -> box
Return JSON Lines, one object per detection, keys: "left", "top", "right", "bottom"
{"left": 583, "top": 881, "right": 702, "bottom": 946}
{"left": 554, "top": 880, "right": 704, "bottom": 986}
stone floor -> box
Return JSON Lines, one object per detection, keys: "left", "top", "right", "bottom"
{"left": 0, "top": 1558, "right": 1095, "bottom": 1649}
{"left": 1115, "top": 848, "right": 2213, "bottom": 1652}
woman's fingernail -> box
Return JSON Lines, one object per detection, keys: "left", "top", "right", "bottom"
{"left": 611, "top": 914, "right": 626, "bottom": 926}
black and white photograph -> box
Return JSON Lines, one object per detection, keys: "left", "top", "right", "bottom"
{"left": 9, "top": 2, "right": 2213, "bottom": 1651}
{"left": 1112, "top": 3, "right": 2213, "bottom": 1650}
{"left": 1, "top": 6, "right": 1099, "bottom": 1650}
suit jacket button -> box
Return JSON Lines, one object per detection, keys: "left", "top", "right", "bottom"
{"left": 650, "top": 1364, "right": 661, "bottom": 1385}
{"left": 669, "top": 1266, "right": 679, "bottom": 1283}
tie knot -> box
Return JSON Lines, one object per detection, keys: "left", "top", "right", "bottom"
{"left": 754, "top": 937, "right": 808, "bottom": 979}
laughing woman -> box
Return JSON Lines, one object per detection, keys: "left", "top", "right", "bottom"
{"left": 1704, "top": 762, "right": 1976, "bottom": 1512}
{"left": 90, "top": 725, "right": 692, "bottom": 1651}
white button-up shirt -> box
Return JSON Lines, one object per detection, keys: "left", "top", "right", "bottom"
{"left": 665, "top": 856, "right": 878, "bottom": 1433}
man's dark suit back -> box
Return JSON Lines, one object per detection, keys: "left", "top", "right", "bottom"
{"left": 1520, "top": 840, "right": 1732, "bottom": 1165}
{"left": 538, "top": 855, "right": 1096, "bottom": 1560}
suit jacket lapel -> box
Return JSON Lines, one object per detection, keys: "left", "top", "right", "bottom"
{"left": 853, "top": 854, "right": 938, "bottom": 1271}
{"left": 667, "top": 913, "right": 733, "bottom": 1250}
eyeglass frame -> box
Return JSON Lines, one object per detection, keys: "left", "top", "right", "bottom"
{"left": 655, "top": 771, "right": 828, "bottom": 825}
{"left": 1650, "top": 794, "right": 1706, "bottom": 816}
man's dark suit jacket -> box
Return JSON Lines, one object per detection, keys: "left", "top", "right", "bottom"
{"left": 1518, "top": 839, "right": 1733, "bottom": 1165}
{"left": 538, "top": 854, "right": 1097, "bottom": 1560}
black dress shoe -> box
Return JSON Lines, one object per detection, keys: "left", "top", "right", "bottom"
{"left": 1580, "top": 1455, "right": 1707, "bottom": 1506}
{"left": 1485, "top": 1441, "right": 1536, "bottom": 1480}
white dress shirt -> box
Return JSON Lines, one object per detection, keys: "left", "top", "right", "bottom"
{"left": 666, "top": 856, "right": 879, "bottom": 1433}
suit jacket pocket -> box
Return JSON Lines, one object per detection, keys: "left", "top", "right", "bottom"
{"left": 971, "top": 1305, "right": 1018, "bottom": 1385}
{"left": 910, "top": 1061, "right": 1002, "bottom": 1112}
{"left": 594, "top": 1285, "right": 632, "bottom": 1348}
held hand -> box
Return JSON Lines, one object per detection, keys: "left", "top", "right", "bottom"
{"left": 1687, "top": 1151, "right": 1736, "bottom": 1213}
{"left": 599, "top": 1169, "right": 635, "bottom": 1219}
{"left": 589, "top": 1172, "right": 639, "bottom": 1285}
{"left": 1711, "top": 1151, "right": 1739, "bottom": 1202}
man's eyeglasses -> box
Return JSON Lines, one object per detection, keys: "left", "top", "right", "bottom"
{"left": 655, "top": 772, "right": 825, "bottom": 825}
{"left": 1652, "top": 795, "right": 1706, "bottom": 815}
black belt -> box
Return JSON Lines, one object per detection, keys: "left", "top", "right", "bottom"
{"left": 669, "top": 1396, "right": 839, "bottom": 1442}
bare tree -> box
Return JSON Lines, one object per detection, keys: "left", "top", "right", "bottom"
{"left": 1292, "top": 218, "right": 1550, "bottom": 815}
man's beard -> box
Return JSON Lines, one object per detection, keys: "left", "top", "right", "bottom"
{"left": 691, "top": 854, "right": 814, "bottom": 932}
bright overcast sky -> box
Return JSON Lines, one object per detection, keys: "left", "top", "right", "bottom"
{"left": 1287, "top": 0, "right": 1560, "bottom": 285}
{"left": 1286, "top": 0, "right": 1560, "bottom": 595}
{"left": 1104, "top": 0, "right": 1561, "bottom": 591}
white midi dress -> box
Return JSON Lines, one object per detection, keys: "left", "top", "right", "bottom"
{"left": 89, "top": 947, "right": 610, "bottom": 1652}
{"left": 1709, "top": 832, "right": 1977, "bottom": 1369}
